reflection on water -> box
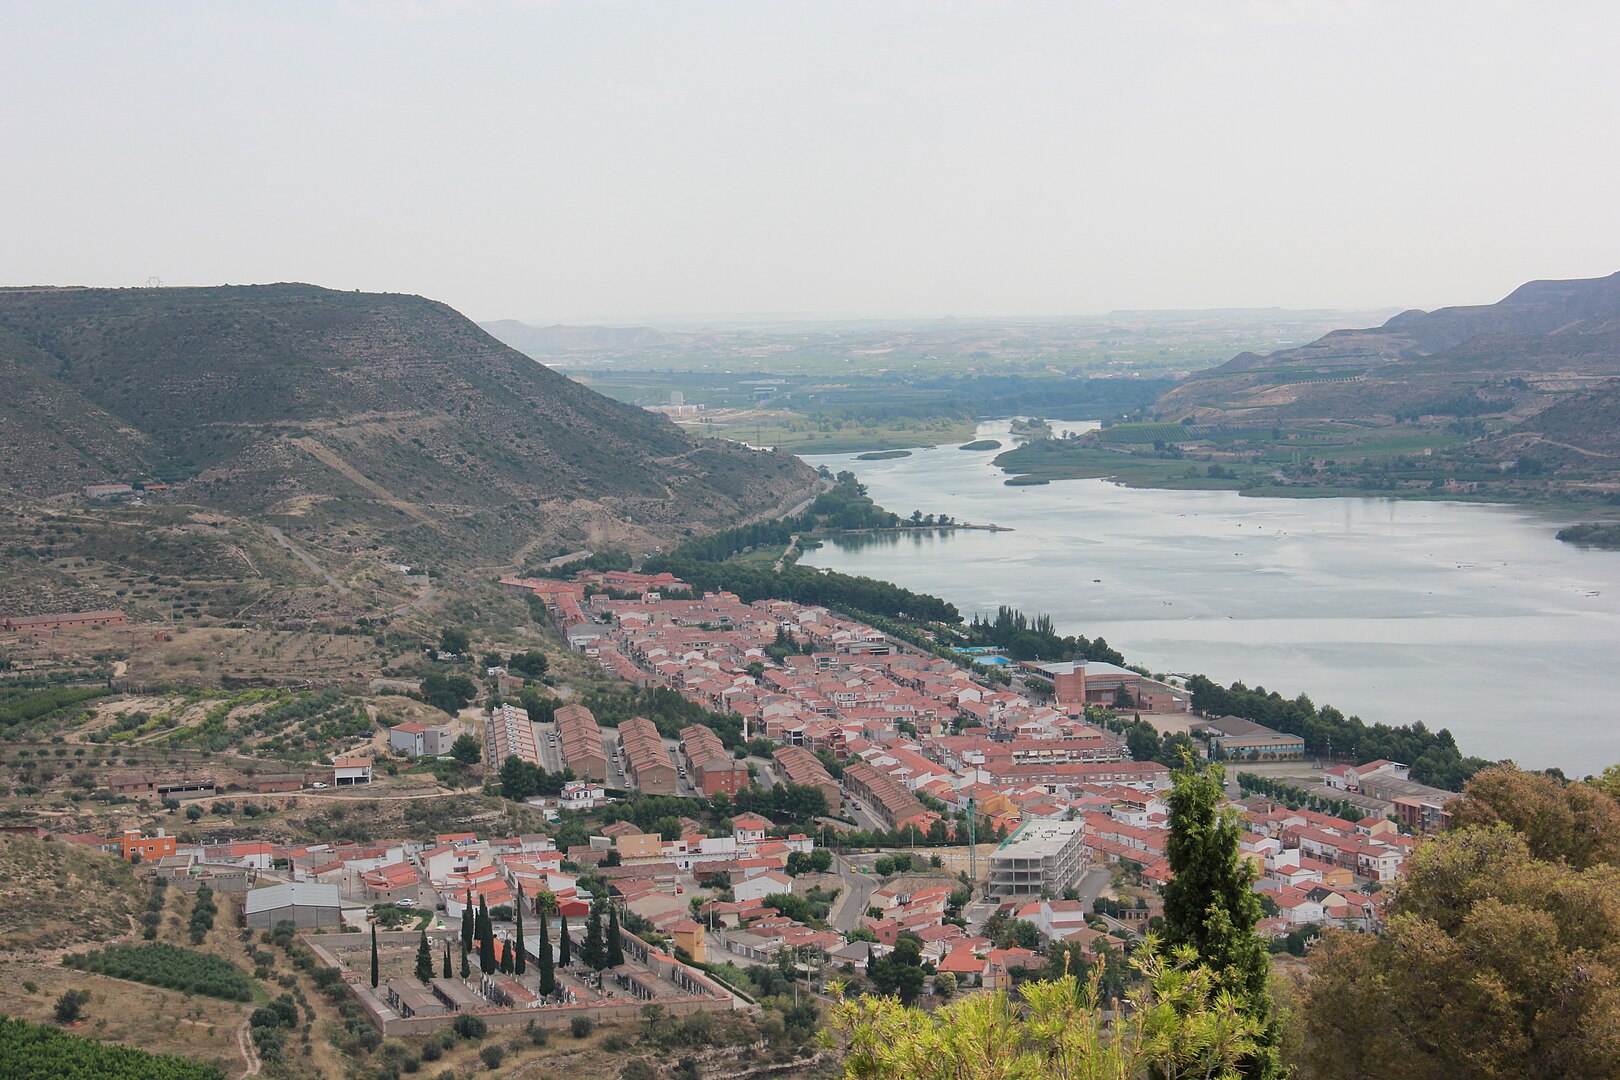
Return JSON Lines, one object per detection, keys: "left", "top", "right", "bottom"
{"left": 803, "top": 421, "right": 1620, "bottom": 771}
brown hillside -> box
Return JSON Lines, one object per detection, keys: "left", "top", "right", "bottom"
{"left": 0, "top": 284, "right": 816, "bottom": 566}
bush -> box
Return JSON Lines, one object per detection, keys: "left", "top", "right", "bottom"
{"left": 479, "top": 1044, "right": 506, "bottom": 1069}
{"left": 452, "top": 1014, "right": 488, "bottom": 1040}
{"left": 571, "top": 1016, "right": 594, "bottom": 1039}
{"left": 53, "top": 989, "right": 89, "bottom": 1024}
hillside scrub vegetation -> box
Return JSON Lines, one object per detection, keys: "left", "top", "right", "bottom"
{"left": 0, "top": 835, "right": 147, "bottom": 951}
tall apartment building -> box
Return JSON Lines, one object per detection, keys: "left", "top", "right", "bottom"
{"left": 987, "top": 820, "right": 1089, "bottom": 899}
{"left": 554, "top": 704, "right": 608, "bottom": 782}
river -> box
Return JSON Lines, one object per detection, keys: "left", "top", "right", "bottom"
{"left": 801, "top": 420, "right": 1620, "bottom": 772}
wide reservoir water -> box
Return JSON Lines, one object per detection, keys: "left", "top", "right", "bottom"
{"left": 802, "top": 420, "right": 1620, "bottom": 772}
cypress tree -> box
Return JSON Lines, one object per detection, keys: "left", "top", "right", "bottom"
{"left": 370, "top": 923, "right": 379, "bottom": 989}
{"left": 415, "top": 930, "right": 434, "bottom": 983}
{"left": 606, "top": 904, "right": 624, "bottom": 967}
{"left": 583, "top": 902, "right": 606, "bottom": 971}
{"left": 537, "top": 909, "right": 556, "bottom": 997}
{"left": 460, "top": 889, "right": 474, "bottom": 956}
{"left": 478, "top": 896, "right": 496, "bottom": 973}
{"left": 442, "top": 939, "right": 452, "bottom": 979}
{"left": 1163, "top": 759, "right": 1283, "bottom": 1079}
{"left": 460, "top": 940, "right": 470, "bottom": 978}
{"left": 558, "top": 913, "right": 573, "bottom": 967}
{"left": 514, "top": 889, "right": 527, "bottom": 976}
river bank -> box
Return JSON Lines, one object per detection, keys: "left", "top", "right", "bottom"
{"left": 801, "top": 420, "right": 1620, "bottom": 772}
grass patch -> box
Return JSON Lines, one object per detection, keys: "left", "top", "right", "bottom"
{"left": 855, "top": 449, "right": 913, "bottom": 460}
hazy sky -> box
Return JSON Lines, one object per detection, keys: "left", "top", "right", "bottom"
{"left": 3, "top": 1, "right": 1617, "bottom": 322}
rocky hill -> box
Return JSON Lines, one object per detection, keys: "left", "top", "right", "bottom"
{"left": 0, "top": 285, "right": 816, "bottom": 567}
{"left": 1156, "top": 271, "right": 1620, "bottom": 424}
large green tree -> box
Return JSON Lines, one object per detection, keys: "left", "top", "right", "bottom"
{"left": 1162, "top": 761, "right": 1281, "bottom": 1079}
{"left": 1298, "top": 822, "right": 1620, "bottom": 1079}
{"left": 369, "top": 924, "right": 379, "bottom": 989}
{"left": 414, "top": 930, "right": 433, "bottom": 984}
{"left": 607, "top": 905, "right": 624, "bottom": 967}
{"left": 583, "top": 901, "right": 607, "bottom": 971}
{"left": 514, "top": 890, "right": 527, "bottom": 976}
{"left": 537, "top": 910, "right": 555, "bottom": 998}
{"left": 558, "top": 913, "right": 573, "bottom": 968}
{"left": 477, "top": 896, "right": 496, "bottom": 973}
{"left": 1447, "top": 763, "right": 1620, "bottom": 869}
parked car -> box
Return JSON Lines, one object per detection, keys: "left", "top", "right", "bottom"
{"left": 311, "top": 782, "right": 329, "bottom": 789}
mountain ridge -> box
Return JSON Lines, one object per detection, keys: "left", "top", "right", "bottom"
{"left": 0, "top": 284, "right": 817, "bottom": 567}
{"left": 1157, "top": 270, "right": 1620, "bottom": 424}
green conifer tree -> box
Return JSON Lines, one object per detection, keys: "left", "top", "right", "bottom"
{"left": 558, "top": 913, "right": 573, "bottom": 967}
{"left": 514, "top": 888, "right": 527, "bottom": 976}
{"left": 1162, "top": 759, "right": 1283, "bottom": 1079}
{"left": 460, "top": 889, "right": 474, "bottom": 956}
{"left": 477, "top": 896, "right": 496, "bottom": 973}
{"left": 415, "top": 929, "right": 434, "bottom": 983}
{"left": 583, "top": 901, "right": 607, "bottom": 971}
{"left": 442, "top": 939, "right": 452, "bottom": 979}
{"left": 607, "top": 904, "right": 624, "bottom": 967}
{"left": 370, "top": 923, "right": 379, "bottom": 989}
{"left": 537, "top": 909, "right": 556, "bottom": 997}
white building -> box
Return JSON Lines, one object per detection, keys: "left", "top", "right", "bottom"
{"left": 331, "top": 756, "right": 373, "bottom": 786}
{"left": 733, "top": 870, "right": 794, "bottom": 905}
{"left": 988, "top": 820, "right": 1089, "bottom": 899}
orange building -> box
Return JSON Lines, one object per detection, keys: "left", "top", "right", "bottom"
{"left": 118, "top": 829, "right": 176, "bottom": 863}
{"left": 670, "top": 918, "right": 707, "bottom": 963}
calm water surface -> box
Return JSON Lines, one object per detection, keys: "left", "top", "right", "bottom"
{"left": 803, "top": 420, "right": 1620, "bottom": 771}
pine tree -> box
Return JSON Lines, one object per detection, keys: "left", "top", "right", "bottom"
{"left": 370, "top": 923, "right": 379, "bottom": 989}
{"left": 1163, "top": 760, "right": 1283, "bottom": 1079}
{"left": 514, "top": 888, "right": 527, "bottom": 976}
{"left": 558, "top": 913, "right": 573, "bottom": 967}
{"left": 583, "top": 902, "right": 607, "bottom": 971}
{"left": 442, "top": 939, "right": 452, "bottom": 979}
{"left": 606, "top": 904, "right": 624, "bottom": 967}
{"left": 537, "top": 909, "right": 556, "bottom": 998}
{"left": 415, "top": 930, "right": 434, "bottom": 983}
